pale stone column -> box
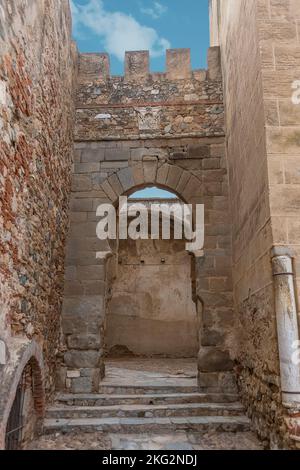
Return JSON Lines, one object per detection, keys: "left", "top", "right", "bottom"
{"left": 272, "top": 248, "right": 300, "bottom": 407}
{"left": 0, "top": 340, "right": 6, "bottom": 365}
{"left": 209, "top": 0, "right": 220, "bottom": 47}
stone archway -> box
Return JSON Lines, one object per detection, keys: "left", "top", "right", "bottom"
{"left": 0, "top": 339, "right": 45, "bottom": 449}
{"left": 60, "top": 153, "right": 235, "bottom": 394}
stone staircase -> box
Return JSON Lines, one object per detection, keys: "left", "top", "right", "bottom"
{"left": 43, "top": 383, "right": 251, "bottom": 435}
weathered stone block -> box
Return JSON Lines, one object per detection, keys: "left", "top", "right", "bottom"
{"left": 69, "top": 221, "right": 98, "bottom": 239}
{"left": 74, "top": 163, "right": 100, "bottom": 174}
{"left": 176, "top": 171, "right": 191, "bottom": 194}
{"left": 278, "top": 100, "right": 300, "bottom": 126}
{"left": 198, "top": 347, "right": 234, "bottom": 372}
{"left": 70, "top": 377, "right": 90, "bottom": 393}
{"left": 201, "top": 328, "right": 224, "bottom": 347}
{"left": 125, "top": 51, "right": 149, "bottom": 81}
{"left": 67, "top": 370, "right": 81, "bottom": 378}
{"left": 260, "top": 17, "right": 297, "bottom": 41}
{"left": 55, "top": 367, "right": 67, "bottom": 391}
{"left": 188, "top": 145, "right": 210, "bottom": 158}
{"left": 101, "top": 180, "right": 117, "bottom": 201}
{"left": 71, "top": 367, "right": 102, "bottom": 393}
{"left": 108, "top": 173, "right": 123, "bottom": 196}
{"left": 166, "top": 165, "right": 182, "bottom": 189}
{"left": 156, "top": 164, "right": 170, "bottom": 186}
{"left": 182, "top": 175, "right": 202, "bottom": 201}
{"left": 131, "top": 162, "right": 145, "bottom": 186}
{"left": 198, "top": 371, "right": 237, "bottom": 393}
{"left": 72, "top": 175, "right": 92, "bottom": 192}
{"left": 70, "top": 212, "right": 88, "bottom": 223}
{"left": 70, "top": 198, "right": 93, "bottom": 212}
{"left": 64, "top": 350, "right": 102, "bottom": 368}
{"left": 77, "top": 266, "right": 105, "bottom": 280}
{"left": 143, "top": 157, "right": 158, "bottom": 183}
{"left": 105, "top": 148, "right": 130, "bottom": 161}
{"left": 62, "top": 296, "right": 104, "bottom": 334}
{"left": 117, "top": 167, "right": 135, "bottom": 192}
{"left": 64, "top": 266, "right": 77, "bottom": 281}
{"left": 166, "top": 49, "right": 191, "bottom": 79}
{"left": 79, "top": 53, "right": 110, "bottom": 81}
{"left": 67, "top": 334, "right": 101, "bottom": 350}
{"left": 81, "top": 148, "right": 106, "bottom": 163}
{"left": 207, "top": 47, "right": 222, "bottom": 80}
{"left": 275, "top": 45, "right": 300, "bottom": 67}
{"left": 202, "top": 158, "right": 221, "bottom": 170}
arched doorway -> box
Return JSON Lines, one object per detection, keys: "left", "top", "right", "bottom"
{"left": 61, "top": 157, "right": 235, "bottom": 394}
{"left": 102, "top": 185, "right": 199, "bottom": 387}
{"left": 0, "top": 340, "right": 45, "bottom": 450}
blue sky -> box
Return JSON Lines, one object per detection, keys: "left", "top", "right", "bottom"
{"left": 129, "top": 187, "right": 177, "bottom": 199}
{"left": 71, "top": 0, "right": 210, "bottom": 76}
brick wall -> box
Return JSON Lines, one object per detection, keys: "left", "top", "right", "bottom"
{"left": 0, "top": 0, "right": 77, "bottom": 394}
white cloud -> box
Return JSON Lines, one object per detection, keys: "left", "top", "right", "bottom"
{"left": 71, "top": 0, "right": 170, "bottom": 62}
{"left": 140, "top": 2, "right": 168, "bottom": 19}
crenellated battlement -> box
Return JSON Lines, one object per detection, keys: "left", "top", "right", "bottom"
{"left": 78, "top": 47, "right": 221, "bottom": 83}
{"left": 75, "top": 46, "right": 223, "bottom": 141}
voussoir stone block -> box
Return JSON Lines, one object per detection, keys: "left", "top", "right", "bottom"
{"left": 101, "top": 180, "right": 118, "bottom": 201}
{"left": 166, "top": 165, "right": 183, "bottom": 190}
{"left": 156, "top": 164, "right": 170, "bottom": 186}
{"left": 117, "top": 167, "right": 135, "bottom": 192}
{"left": 108, "top": 173, "right": 123, "bottom": 196}
{"left": 176, "top": 171, "right": 191, "bottom": 195}
{"left": 131, "top": 162, "right": 145, "bottom": 186}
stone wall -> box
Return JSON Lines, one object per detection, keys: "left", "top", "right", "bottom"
{"left": 0, "top": 0, "right": 76, "bottom": 395}
{"left": 211, "top": 0, "right": 300, "bottom": 448}
{"left": 75, "top": 49, "right": 224, "bottom": 141}
{"left": 260, "top": 0, "right": 300, "bottom": 310}
{"left": 59, "top": 48, "right": 236, "bottom": 394}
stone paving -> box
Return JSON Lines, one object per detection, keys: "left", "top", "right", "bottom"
{"left": 29, "top": 431, "right": 264, "bottom": 450}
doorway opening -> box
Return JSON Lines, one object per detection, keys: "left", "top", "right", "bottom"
{"left": 5, "top": 361, "right": 38, "bottom": 450}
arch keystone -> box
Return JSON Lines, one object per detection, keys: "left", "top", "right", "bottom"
{"left": 143, "top": 156, "right": 158, "bottom": 184}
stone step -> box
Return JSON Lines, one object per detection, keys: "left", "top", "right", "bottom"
{"left": 43, "top": 415, "right": 251, "bottom": 435}
{"left": 46, "top": 402, "right": 245, "bottom": 419}
{"left": 55, "top": 392, "right": 239, "bottom": 406}
{"left": 97, "top": 385, "right": 199, "bottom": 395}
